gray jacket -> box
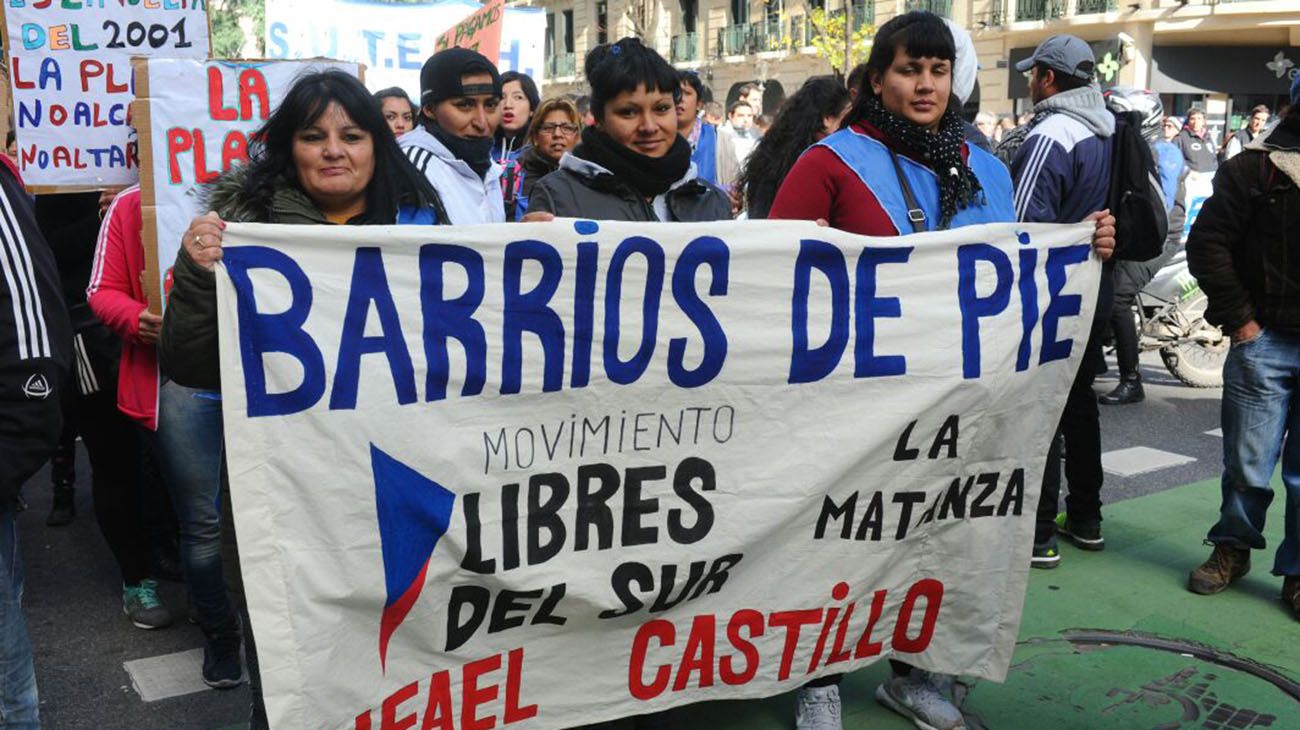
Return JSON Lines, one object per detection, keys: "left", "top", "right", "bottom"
{"left": 526, "top": 154, "right": 731, "bottom": 222}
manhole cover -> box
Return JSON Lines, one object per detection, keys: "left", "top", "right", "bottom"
{"left": 957, "top": 631, "right": 1299, "bottom": 729}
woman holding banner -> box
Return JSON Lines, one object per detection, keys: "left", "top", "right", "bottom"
{"left": 769, "top": 11, "right": 1115, "bottom": 730}
{"left": 159, "top": 69, "right": 442, "bottom": 729}
{"left": 524, "top": 37, "right": 730, "bottom": 223}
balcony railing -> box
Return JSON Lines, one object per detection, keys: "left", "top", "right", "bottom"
{"left": 830, "top": 4, "right": 873, "bottom": 33}
{"left": 789, "top": 14, "right": 812, "bottom": 47}
{"left": 752, "top": 18, "right": 786, "bottom": 52}
{"left": 1016, "top": 0, "right": 1065, "bottom": 21}
{"left": 671, "top": 32, "right": 699, "bottom": 62}
{"left": 1076, "top": 0, "right": 1117, "bottom": 11}
{"left": 904, "top": 0, "right": 953, "bottom": 16}
{"left": 546, "top": 52, "right": 576, "bottom": 77}
{"left": 717, "top": 23, "right": 753, "bottom": 56}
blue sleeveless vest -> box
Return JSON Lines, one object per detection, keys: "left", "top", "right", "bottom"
{"left": 815, "top": 127, "right": 1014, "bottom": 233}
{"left": 692, "top": 122, "right": 719, "bottom": 186}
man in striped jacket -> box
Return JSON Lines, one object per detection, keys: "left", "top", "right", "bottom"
{"left": 1011, "top": 34, "right": 1116, "bottom": 569}
{"left": 0, "top": 155, "right": 70, "bottom": 729}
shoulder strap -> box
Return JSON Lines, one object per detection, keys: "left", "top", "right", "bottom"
{"left": 888, "top": 149, "right": 927, "bottom": 233}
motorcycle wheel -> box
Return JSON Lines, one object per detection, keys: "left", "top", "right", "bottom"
{"left": 1158, "top": 291, "right": 1227, "bottom": 388}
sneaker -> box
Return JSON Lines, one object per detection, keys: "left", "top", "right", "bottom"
{"left": 1099, "top": 374, "right": 1144, "bottom": 405}
{"left": 1281, "top": 576, "right": 1299, "bottom": 620}
{"left": 46, "top": 482, "right": 75, "bottom": 527}
{"left": 1188, "top": 543, "right": 1250, "bottom": 595}
{"left": 1056, "top": 514, "right": 1104, "bottom": 551}
{"left": 203, "top": 633, "right": 244, "bottom": 689}
{"left": 875, "top": 670, "right": 965, "bottom": 730}
{"left": 1031, "top": 537, "right": 1061, "bottom": 569}
{"left": 795, "top": 684, "right": 842, "bottom": 730}
{"left": 122, "top": 579, "right": 173, "bottom": 630}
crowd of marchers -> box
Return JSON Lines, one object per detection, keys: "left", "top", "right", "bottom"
{"left": 2, "top": 9, "right": 1298, "bottom": 730}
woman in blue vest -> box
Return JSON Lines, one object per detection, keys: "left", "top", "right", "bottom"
{"left": 771, "top": 11, "right": 1114, "bottom": 730}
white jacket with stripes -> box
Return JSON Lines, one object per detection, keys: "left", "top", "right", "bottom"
{"left": 399, "top": 127, "right": 506, "bottom": 225}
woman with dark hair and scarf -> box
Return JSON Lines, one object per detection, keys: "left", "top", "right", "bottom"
{"left": 737, "top": 76, "right": 849, "bottom": 219}
{"left": 770, "top": 11, "right": 1113, "bottom": 730}
{"left": 524, "top": 37, "right": 729, "bottom": 223}
{"left": 161, "top": 69, "right": 442, "bottom": 730}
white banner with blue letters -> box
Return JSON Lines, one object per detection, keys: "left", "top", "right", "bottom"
{"left": 214, "top": 219, "right": 1099, "bottom": 730}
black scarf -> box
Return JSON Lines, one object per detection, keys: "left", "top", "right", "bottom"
{"left": 858, "top": 95, "right": 983, "bottom": 229}
{"left": 431, "top": 123, "right": 494, "bottom": 180}
{"left": 571, "top": 126, "right": 692, "bottom": 198}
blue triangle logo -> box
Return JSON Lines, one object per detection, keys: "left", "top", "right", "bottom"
{"left": 371, "top": 444, "right": 456, "bottom": 671}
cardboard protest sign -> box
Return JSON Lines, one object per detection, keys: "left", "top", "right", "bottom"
{"left": 1, "top": 0, "right": 209, "bottom": 191}
{"left": 214, "top": 219, "right": 1100, "bottom": 730}
{"left": 132, "top": 58, "right": 361, "bottom": 314}
{"left": 265, "top": 0, "right": 545, "bottom": 99}
{"left": 435, "top": 0, "right": 504, "bottom": 63}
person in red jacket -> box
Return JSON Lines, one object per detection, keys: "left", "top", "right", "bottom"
{"left": 86, "top": 185, "right": 162, "bottom": 430}
{"left": 769, "top": 11, "right": 1115, "bottom": 730}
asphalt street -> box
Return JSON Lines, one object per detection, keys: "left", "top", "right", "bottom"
{"left": 15, "top": 352, "right": 1229, "bottom": 730}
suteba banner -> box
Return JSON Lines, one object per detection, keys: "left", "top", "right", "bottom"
{"left": 213, "top": 218, "right": 1100, "bottom": 730}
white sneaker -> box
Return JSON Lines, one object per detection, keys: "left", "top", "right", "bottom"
{"left": 794, "top": 684, "right": 843, "bottom": 730}
{"left": 874, "top": 670, "right": 965, "bottom": 730}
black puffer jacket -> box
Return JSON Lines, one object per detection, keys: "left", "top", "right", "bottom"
{"left": 1187, "top": 122, "right": 1300, "bottom": 333}
{"left": 527, "top": 155, "right": 731, "bottom": 222}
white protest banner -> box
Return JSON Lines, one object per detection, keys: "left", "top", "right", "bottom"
{"left": 133, "top": 58, "right": 361, "bottom": 313}
{"left": 1, "top": 0, "right": 209, "bottom": 190}
{"left": 214, "top": 219, "right": 1100, "bottom": 730}
{"left": 265, "top": 0, "right": 545, "bottom": 99}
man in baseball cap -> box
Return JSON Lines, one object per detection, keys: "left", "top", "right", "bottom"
{"left": 1014, "top": 34, "right": 1096, "bottom": 88}
{"left": 1010, "top": 32, "right": 1118, "bottom": 570}
{"left": 399, "top": 47, "right": 507, "bottom": 224}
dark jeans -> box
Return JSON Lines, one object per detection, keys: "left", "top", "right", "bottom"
{"left": 1208, "top": 328, "right": 1300, "bottom": 575}
{"left": 0, "top": 505, "right": 38, "bottom": 728}
{"left": 1108, "top": 295, "right": 1139, "bottom": 377}
{"left": 156, "top": 382, "right": 239, "bottom": 639}
{"left": 76, "top": 389, "right": 152, "bottom": 586}
{"left": 1036, "top": 324, "right": 1107, "bottom": 543}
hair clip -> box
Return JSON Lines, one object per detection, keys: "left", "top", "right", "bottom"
{"left": 610, "top": 44, "right": 622, "bottom": 55}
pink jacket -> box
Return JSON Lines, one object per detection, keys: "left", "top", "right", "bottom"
{"left": 86, "top": 186, "right": 158, "bottom": 430}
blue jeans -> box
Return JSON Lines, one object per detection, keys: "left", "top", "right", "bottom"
{"left": 0, "top": 506, "right": 38, "bottom": 728}
{"left": 1209, "top": 327, "right": 1300, "bottom": 576}
{"left": 157, "top": 382, "right": 240, "bottom": 640}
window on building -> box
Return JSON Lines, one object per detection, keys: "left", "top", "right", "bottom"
{"left": 680, "top": 0, "right": 698, "bottom": 33}
{"left": 563, "top": 9, "right": 575, "bottom": 53}
{"left": 545, "top": 12, "right": 554, "bottom": 57}
{"left": 597, "top": 1, "right": 609, "bottom": 44}
{"left": 731, "top": 0, "right": 749, "bottom": 25}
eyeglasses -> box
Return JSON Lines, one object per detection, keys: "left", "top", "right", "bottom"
{"left": 539, "top": 123, "right": 579, "bottom": 136}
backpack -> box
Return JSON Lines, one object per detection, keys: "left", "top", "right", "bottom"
{"left": 1107, "top": 110, "right": 1169, "bottom": 262}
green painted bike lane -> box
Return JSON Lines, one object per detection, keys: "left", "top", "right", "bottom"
{"left": 221, "top": 478, "right": 1297, "bottom": 730}
{"left": 674, "top": 477, "right": 1298, "bottom": 730}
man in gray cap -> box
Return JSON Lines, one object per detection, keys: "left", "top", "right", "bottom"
{"left": 1009, "top": 34, "right": 1117, "bottom": 571}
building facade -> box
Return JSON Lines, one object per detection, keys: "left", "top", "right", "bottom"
{"left": 527, "top": 0, "right": 1295, "bottom": 136}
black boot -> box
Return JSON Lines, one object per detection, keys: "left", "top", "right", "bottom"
{"left": 46, "top": 481, "right": 75, "bottom": 526}
{"left": 1100, "top": 373, "right": 1144, "bottom": 405}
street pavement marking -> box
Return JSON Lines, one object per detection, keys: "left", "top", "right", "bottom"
{"left": 123, "top": 648, "right": 227, "bottom": 702}
{"left": 1205, "top": 428, "right": 1223, "bottom": 437}
{"left": 1102, "top": 446, "right": 1197, "bottom": 477}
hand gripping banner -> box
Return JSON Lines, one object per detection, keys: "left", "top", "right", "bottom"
{"left": 213, "top": 219, "right": 1100, "bottom": 730}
